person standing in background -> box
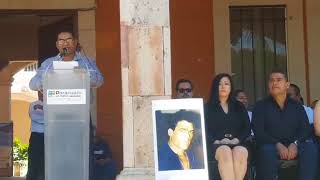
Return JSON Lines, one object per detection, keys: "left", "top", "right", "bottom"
{"left": 175, "top": 79, "right": 194, "bottom": 99}
{"left": 26, "top": 91, "right": 44, "bottom": 180}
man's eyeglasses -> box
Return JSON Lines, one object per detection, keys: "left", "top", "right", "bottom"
{"left": 57, "top": 38, "right": 74, "bottom": 45}
{"left": 178, "top": 88, "right": 192, "bottom": 93}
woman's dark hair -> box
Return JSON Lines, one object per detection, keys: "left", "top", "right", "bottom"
{"left": 207, "top": 73, "right": 234, "bottom": 105}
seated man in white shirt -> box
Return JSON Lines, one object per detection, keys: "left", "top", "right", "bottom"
{"left": 26, "top": 91, "right": 44, "bottom": 180}
{"left": 234, "top": 89, "right": 252, "bottom": 121}
{"left": 287, "top": 83, "right": 314, "bottom": 124}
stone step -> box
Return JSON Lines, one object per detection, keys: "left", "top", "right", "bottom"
{"left": 0, "top": 177, "right": 26, "bottom": 180}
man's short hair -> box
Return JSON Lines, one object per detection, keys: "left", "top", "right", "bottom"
{"left": 289, "top": 83, "right": 304, "bottom": 103}
{"left": 168, "top": 110, "right": 199, "bottom": 130}
{"left": 56, "top": 29, "right": 76, "bottom": 39}
{"left": 270, "top": 68, "right": 288, "bottom": 80}
{"left": 233, "top": 89, "right": 245, "bottom": 98}
{"left": 289, "top": 83, "right": 301, "bottom": 96}
{"left": 175, "top": 79, "right": 193, "bottom": 91}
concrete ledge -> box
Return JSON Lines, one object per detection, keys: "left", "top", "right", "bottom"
{"left": 117, "top": 168, "right": 154, "bottom": 180}
{"left": 0, "top": 177, "right": 26, "bottom": 180}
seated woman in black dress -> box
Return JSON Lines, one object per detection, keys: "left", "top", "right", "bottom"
{"left": 205, "top": 73, "right": 250, "bottom": 180}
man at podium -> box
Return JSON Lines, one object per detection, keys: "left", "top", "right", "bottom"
{"left": 29, "top": 30, "right": 104, "bottom": 180}
{"left": 29, "top": 30, "right": 104, "bottom": 90}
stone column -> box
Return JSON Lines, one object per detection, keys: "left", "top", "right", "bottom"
{"left": 0, "top": 68, "right": 12, "bottom": 177}
{"left": 0, "top": 69, "right": 12, "bottom": 123}
{"left": 118, "top": 0, "right": 171, "bottom": 179}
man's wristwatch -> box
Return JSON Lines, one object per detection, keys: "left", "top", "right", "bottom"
{"left": 293, "top": 140, "right": 299, "bottom": 146}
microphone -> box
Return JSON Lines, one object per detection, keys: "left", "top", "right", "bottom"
{"left": 61, "top": 48, "right": 68, "bottom": 56}
{"left": 76, "top": 42, "right": 81, "bottom": 52}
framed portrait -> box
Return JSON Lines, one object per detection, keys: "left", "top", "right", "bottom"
{"left": 152, "top": 98, "right": 209, "bottom": 180}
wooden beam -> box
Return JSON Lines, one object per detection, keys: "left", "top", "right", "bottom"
{"left": 302, "top": 0, "right": 311, "bottom": 105}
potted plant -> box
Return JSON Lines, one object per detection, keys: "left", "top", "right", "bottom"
{"left": 13, "top": 138, "right": 28, "bottom": 176}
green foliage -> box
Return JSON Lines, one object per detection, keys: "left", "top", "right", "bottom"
{"left": 13, "top": 138, "right": 28, "bottom": 162}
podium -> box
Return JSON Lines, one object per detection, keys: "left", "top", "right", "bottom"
{"left": 43, "top": 68, "right": 90, "bottom": 180}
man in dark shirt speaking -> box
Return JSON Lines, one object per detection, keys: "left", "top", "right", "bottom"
{"left": 252, "top": 70, "right": 318, "bottom": 180}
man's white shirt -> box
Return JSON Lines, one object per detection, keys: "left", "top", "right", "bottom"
{"left": 29, "top": 100, "right": 44, "bottom": 133}
{"left": 303, "top": 105, "right": 314, "bottom": 124}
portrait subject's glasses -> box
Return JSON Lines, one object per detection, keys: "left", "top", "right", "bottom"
{"left": 178, "top": 88, "right": 192, "bottom": 93}
{"left": 57, "top": 38, "right": 74, "bottom": 45}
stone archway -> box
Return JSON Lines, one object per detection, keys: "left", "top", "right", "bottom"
{"left": 0, "top": 61, "right": 36, "bottom": 123}
{"left": 0, "top": 61, "right": 35, "bottom": 177}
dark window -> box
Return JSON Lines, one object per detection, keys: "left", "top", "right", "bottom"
{"left": 230, "top": 6, "right": 287, "bottom": 105}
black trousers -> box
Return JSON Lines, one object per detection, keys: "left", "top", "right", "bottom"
{"left": 256, "top": 142, "right": 318, "bottom": 180}
{"left": 26, "top": 132, "right": 44, "bottom": 180}
{"left": 26, "top": 121, "right": 93, "bottom": 180}
{"left": 89, "top": 119, "right": 94, "bottom": 180}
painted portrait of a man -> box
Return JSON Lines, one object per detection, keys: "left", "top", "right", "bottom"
{"left": 156, "top": 110, "right": 204, "bottom": 171}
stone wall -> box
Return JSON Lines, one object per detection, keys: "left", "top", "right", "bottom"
{"left": 118, "top": 0, "right": 171, "bottom": 179}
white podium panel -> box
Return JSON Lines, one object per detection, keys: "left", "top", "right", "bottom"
{"left": 43, "top": 69, "right": 90, "bottom": 180}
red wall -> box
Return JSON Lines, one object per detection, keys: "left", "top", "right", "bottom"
{"left": 96, "top": 0, "right": 123, "bottom": 169}
{"left": 170, "top": 0, "right": 215, "bottom": 101}
{"left": 95, "top": 0, "right": 215, "bottom": 169}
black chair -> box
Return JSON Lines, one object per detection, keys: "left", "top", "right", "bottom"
{"left": 278, "top": 160, "right": 298, "bottom": 180}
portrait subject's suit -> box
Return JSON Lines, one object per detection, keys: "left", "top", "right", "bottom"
{"left": 158, "top": 143, "right": 202, "bottom": 171}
